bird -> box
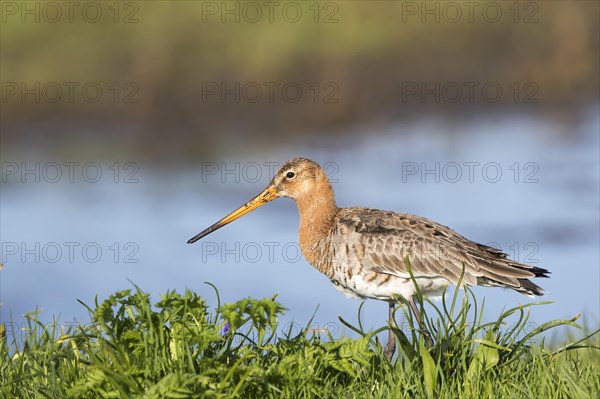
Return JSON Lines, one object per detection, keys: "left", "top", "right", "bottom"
{"left": 187, "top": 158, "right": 550, "bottom": 360}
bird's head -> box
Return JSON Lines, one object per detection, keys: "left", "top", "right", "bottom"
{"left": 187, "top": 158, "right": 332, "bottom": 243}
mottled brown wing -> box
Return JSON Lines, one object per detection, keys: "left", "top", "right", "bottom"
{"left": 336, "top": 207, "right": 546, "bottom": 290}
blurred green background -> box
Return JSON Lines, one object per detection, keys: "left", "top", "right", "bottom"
{"left": 2, "top": 0, "right": 598, "bottom": 160}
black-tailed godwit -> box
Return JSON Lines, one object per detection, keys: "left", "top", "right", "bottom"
{"left": 188, "top": 158, "right": 550, "bottom": 360}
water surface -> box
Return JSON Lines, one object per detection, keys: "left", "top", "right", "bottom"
{"left": 2, "top": 112, "right": 598, "bottom": 341}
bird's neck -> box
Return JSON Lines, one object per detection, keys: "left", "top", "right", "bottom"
{"left": 295, "top": 183, "right": 339, "bottom": 267}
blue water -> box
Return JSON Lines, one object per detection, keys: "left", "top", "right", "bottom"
{"left": 1, "top": 111, "right": 598, "bottom": 342}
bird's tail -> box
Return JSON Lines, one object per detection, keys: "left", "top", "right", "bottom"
{"left": 476, "top": 264, "right": 550, "bottom": 297}
{"left": 513, "top": 278, "right": 546, "bottom": 297}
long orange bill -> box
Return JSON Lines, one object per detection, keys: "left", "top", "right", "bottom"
{"left": 187, "top": 185, "right": 278, "bottom": 244}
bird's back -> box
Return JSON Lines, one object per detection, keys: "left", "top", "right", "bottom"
{"left": 312, "top": 207, "right": 549, "bottom": 301}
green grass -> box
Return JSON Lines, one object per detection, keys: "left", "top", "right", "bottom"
{"left": 1, "top": 282, "right": 598, "bottom": 399}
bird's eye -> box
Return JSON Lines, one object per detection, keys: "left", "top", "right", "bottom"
{"left": 286, "top": 171, "right": 296, "bottom": 179}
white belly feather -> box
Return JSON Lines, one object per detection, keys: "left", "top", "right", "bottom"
{"left": 331, "top": 274, "right": 450, "bottom": 302}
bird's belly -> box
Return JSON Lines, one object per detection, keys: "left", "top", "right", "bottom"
{"left": 331, "top": 274, "right": 449, "bottom": 302}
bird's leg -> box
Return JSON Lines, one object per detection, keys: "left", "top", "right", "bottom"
{"left": 408, "top": 296, "right": 434, "bottom": 347}
{"left": 384, "top": 301, "right": 396, "bottom": 362}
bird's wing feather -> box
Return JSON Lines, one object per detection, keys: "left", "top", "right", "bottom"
{"left": 336, "top": 207, "right": 539, "bottom": 288}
